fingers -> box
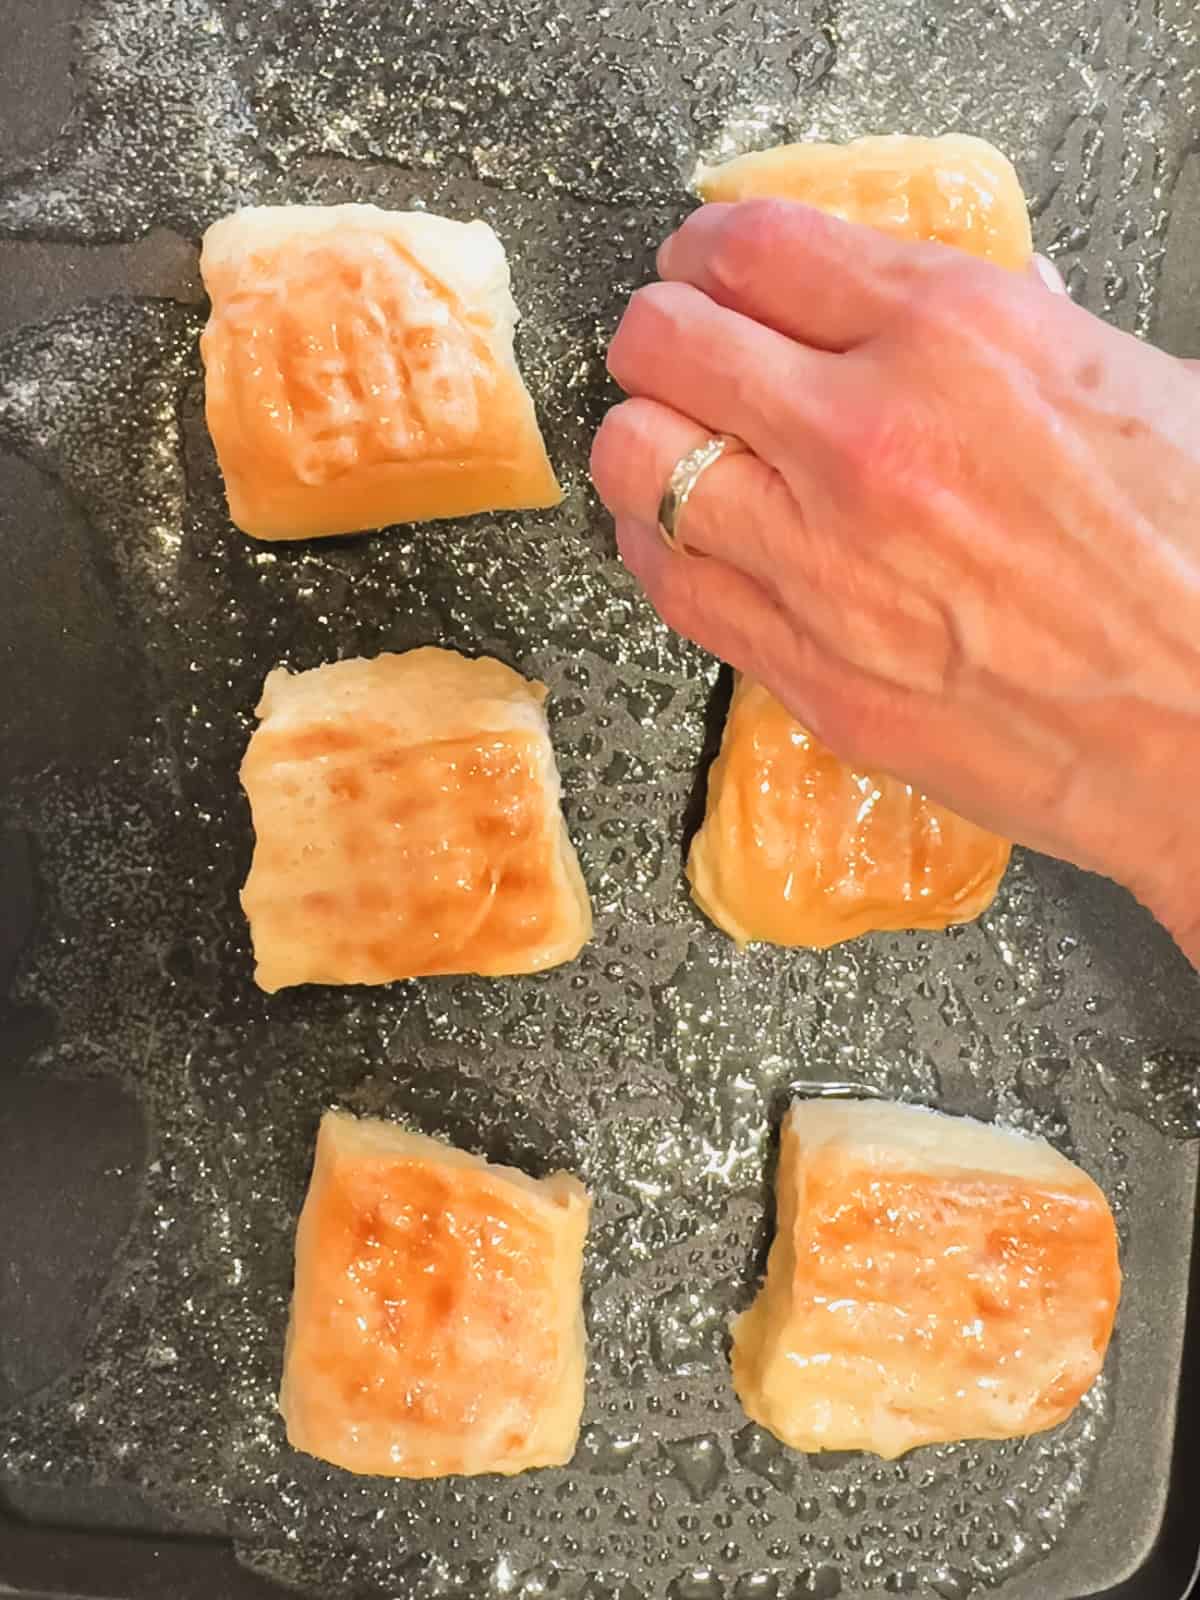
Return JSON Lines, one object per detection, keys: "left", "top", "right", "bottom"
{"left": 656, "top": 200, "right": 940, "bottom": 350}
{"left": 613, "top": 514, "right": 826, "bottom": 719}
{"left": 614, "top": 513, "right": 933, "bottom": 772}
{"left": 590, "top": 396, "right": 805, "bottom": 577}
{"left": 606, "top": 279, "right": 828, "bottom": 464}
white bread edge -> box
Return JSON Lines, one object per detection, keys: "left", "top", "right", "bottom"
{"left": 250, "top": 647, "right": 550, "bottom": 749}
{"left": 787, "top": 1096, "right": 1100, "bottom": 1191}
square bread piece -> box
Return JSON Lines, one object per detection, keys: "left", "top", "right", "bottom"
{"left": 687, "top": 135, "right": 1028, "bottom": 949}
{"left": 687, "top": 676, "right": 1012, "bottom": 949}
{"left": 200, "top": 204, "right": 562, "bottom": 540}
{"left": 239, "top": 647, "right": 592, "bottom": 992}
{"left": 696, "top": 132, "right": 1033, "bottom": 267}
{"left": 280, "top": 1111, "right": 590, "bottom": 1477}
{"left": 732, "top": 1099, "right": 1121, "bottom": 1460}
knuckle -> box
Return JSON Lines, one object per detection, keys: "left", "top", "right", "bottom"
{"left": 590, "top": 398, "right": 661, "bottom": 508}
{"left": 607, "top": 287, "right": 659, "bottom": 376}
{"left": 750, "top": 197, "right": 831, "bottom": 249}
{"left": 830, "top": 396, "right": 916, "bottom": 486}
{"left": 608, "top": 283, "right": 694, "bottom": 383}
{"left": 906, "top": 258, "right": 1021, "bottom": 346}
{"left": 627, "top": 280, "right": 684, "bottom": 331}
{"left": 829, "top": 380, "right": 960, "bottom": 507}
{"left": 705, "top": 200, "right": 787, "bottom": 294}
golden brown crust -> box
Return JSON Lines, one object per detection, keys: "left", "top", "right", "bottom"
{"left": 688, "top": 677, "right": 1011, "bottom": 948}
{"left": 731, "top": 1100, "right": 1121, "bottom": 1459}
{"left": 200, "top": 205, "right": 561, "bottom": 540}
{"left": 280, "top": 1112, "right": 590, "bottom": 1477}
{"left": 240, "top": 649, "right": 592, "bottom": 990}
{"left": 697, "top": 132, "right": 1033, "bottom": 268}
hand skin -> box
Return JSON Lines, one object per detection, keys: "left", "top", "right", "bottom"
{"left": 590, "top": 200, "right": 1200, "bottom": 963}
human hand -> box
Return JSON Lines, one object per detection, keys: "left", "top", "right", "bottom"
{"left": 590, "top": 201, "right": 1200, "bottom": 960}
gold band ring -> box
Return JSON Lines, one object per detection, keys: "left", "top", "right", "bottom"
{"left": 656, "top": 433, "right": 749, "bottom": 555}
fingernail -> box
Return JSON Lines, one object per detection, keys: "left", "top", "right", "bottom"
{"left": 1031, "top": 253, "right": 1068, "bottom": 296}
{"left": 656, "top": 232, "right": 678, "bottom": 277}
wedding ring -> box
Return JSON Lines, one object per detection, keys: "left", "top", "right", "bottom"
{"left": 656, "top": 433, "right": 748, "bottom": 554}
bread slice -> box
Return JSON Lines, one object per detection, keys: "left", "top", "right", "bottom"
{"left": 732, "top": 1099, "right": 1121, "bottom": 1459}
{"left": 696, "top": 132, "right": 1033, "bottom": 267}
{"left": 280, "top": 1111, "right": 590, "bottom": 1477}
{"left": 687, "top": 135, "right": 1027, "bottom": 948}
{"left": 688, "top": 677, "right": 1012, "bottom": 949}
{"left": 239, "top": 647, "right": 592, "bottom": 991}
{"left": 200, "top": 204, "right": 562, "bottom": 539}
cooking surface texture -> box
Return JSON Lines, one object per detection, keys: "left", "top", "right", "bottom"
{"left": 1, "top": 2, "right": 1198, "bottom": 1598}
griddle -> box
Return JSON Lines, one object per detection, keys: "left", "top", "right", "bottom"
{"left": 2, "top": 1, "right": 1199, "bottom": 1597}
